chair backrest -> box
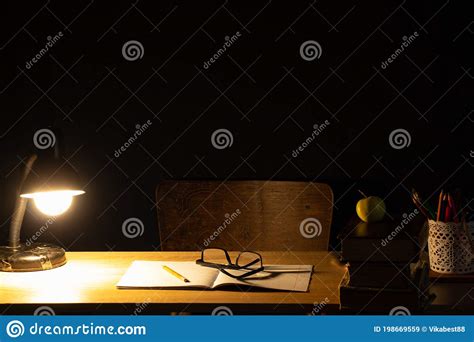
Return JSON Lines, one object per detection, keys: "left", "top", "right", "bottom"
{"left": 156, "top": 180, "right": 333, "bottom": 251}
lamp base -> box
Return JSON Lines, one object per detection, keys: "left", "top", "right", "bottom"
{"left": 0, "top": 243, "right": 66, "bottom": 272}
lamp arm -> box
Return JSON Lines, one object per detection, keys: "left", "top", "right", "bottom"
{"left": 9, "top": 154, "right": 37, "bottom": 248}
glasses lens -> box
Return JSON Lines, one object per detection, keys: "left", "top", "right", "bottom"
{"left": 236, "top": 251, "right": 262, "bottom": 270}
{"left": 202, "top": 248, "right": 230, "bottom": 266}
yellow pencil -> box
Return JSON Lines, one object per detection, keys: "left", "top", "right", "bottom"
{"left": 162, "top": 265, "right": 190, "bottom": 283}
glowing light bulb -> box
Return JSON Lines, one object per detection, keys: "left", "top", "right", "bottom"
{"left": 21, "top": 190, "right": 84, "bottom": 216}
{"left": 34, "top": 192, "right": 72, "bottom": 216}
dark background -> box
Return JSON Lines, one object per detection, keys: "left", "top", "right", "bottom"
{"left": 0, "top": 1, "right": 472, "bottom": 251}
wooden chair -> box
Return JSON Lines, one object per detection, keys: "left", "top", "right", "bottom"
{"left": 156, "top": 180, "right": 333, "bottom": 251}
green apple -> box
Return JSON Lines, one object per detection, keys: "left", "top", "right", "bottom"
{"left": 356, "top": 195, "right": 386, "bottom": 222}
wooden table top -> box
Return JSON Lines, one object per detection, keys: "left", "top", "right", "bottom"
{"left": 0, "top": 251, "right": 346, "bottom": 313}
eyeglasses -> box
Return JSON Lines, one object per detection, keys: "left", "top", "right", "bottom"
{"left": 196, "top": 248, "right": 264, "bottom": 280}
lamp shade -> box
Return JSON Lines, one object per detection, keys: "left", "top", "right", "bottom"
{"left": 20, "top": 157, "right": 84, "bottom": 216}
{"left": 20, "top": 157, "right": 84, "bottom": 197}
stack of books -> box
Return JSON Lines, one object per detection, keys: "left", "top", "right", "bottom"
{"left": 338, "top": 218, "right": 432, "bottom": 313}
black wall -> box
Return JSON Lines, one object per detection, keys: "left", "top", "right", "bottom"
{"left": 0, "top": 1, "right": 472, "bottom": 251}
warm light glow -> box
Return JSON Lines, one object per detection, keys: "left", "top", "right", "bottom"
{"left": 21, "top": 190, "right": 85, "bottom": 216}
{"left": 2, "top": 261, "right": 109, "bottom": 303}
{"left": 34, "top": 193, "right": 72, "bottom": 216}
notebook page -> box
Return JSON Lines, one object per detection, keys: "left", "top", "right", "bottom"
{"left": 212, "top": 265, "right": 313, "bottom": 292}
{"left": 117, "top": 261, "right": 219, "bottom": 288}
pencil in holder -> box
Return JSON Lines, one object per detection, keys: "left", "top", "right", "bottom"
{"left": 427, "top": 220, "right": 474, "bottom": 274}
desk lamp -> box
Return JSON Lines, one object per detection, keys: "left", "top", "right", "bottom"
{"left": 0, "top": 138, "right": 84, "bottom": 272}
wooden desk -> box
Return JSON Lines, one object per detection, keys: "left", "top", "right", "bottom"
{"left": 426, "top": 270, "right": 474, "bottom": 313}
{"left": 0, "top": 251, "right": 346, "bottom": 315}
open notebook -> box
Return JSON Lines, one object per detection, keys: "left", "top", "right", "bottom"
{"left": 117, "top": 261, "right": 313, "bottom": 292}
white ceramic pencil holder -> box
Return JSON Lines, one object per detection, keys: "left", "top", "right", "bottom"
{"left": 428, "top": 220, "right": 474, "bottom": 274}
